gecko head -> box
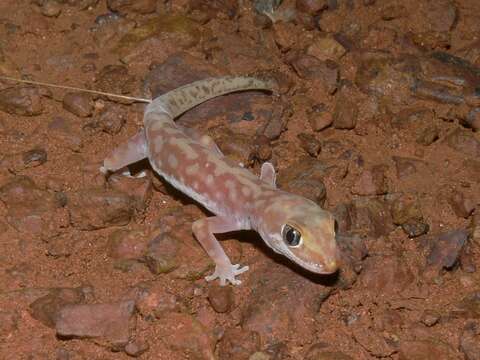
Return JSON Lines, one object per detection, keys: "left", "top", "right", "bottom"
{"left": 256, "top": 195, "right": 339, "bottom": 274}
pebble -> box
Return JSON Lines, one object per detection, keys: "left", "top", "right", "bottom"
{"left": 456, "top": 291, "right": 480, "bottom": 318}
{"left": 207, "top": 284, "right": 234, "bottom": 313}
{"left": 0, "top": 310, "right": 20, "bottom": 337}
{"left": 307, "top": 36, "right": 346, "bottom": 62}
{"left": 391, "top": 195, "right": 423, "bottom": 225}
{"left": 22, "top": 148, "right": 47, "bottom": 168}
{"left": 333, "top": 90, "right": 358, "bottom": 129}
{"left": 398, "top": 339, "right": 457, "bottom": 360}
{"left": 126, "top": 281, "right": 180, "bottom": 319}
{"left": 144, "top": 232, "right": 180, "bottom": 275}
{"left": 56, "top": 300, "right": 136, "bottom": 350}
{"left": 153, "top": 312, "right": 215, "bottom": 359}
{"left": 91, "top": 104, "right": 127, "bottom": 135}
{"left": 401, "top": 220, "right": 429, "bottom": 238}
{"left": 29, "top": 287, "right": 87, "bottom": 328}
{"left": 448, "top": 190, "right": 475, "bottom": 218}
{"left": 124, "top": 339, "right": 150, "bottom": 357}
{"left": 217, "top": 328, "right": 261, "bottom": 360}
{"left": 107, "top": 0, "right": 157, "bottom": 15}
{"left": 62, "top": 92, "right": 93, "bottom": 117}
{"left": 308, "top": 103, "right": 333, "bottom": 131}
{"left": 107, "top": 229, "right": 148, "bottom": 262}
{"left": 0, "top": 86, "right": 43, "bottom": 116}
{"left": 426, "top": 229, "right": 468, "bottom": 270}
{"left": 107, "top": 172, "right": 152, "bottom": 213}
{"left": 297, "top": 132, "right": 321, "bottom": 157}
{"left": 351, "top": 166, "right": 387, "bottom": 196}
{"left": 466, "top": 108, "right": 480, "bottom": 131}
{"left": 290, "top": 54, "right": 339, "bottom": 94}
{"left": 41, "top": 0, "right": 62, "bottom": 17}
{"left": 94, "top": 65, "right": 136, "bottom": 103}
{"left": 446, "top": 128, "right": 480, "bottom": 157}
{"left": 296, "top": 0, "right": 328, "bottom": 14}
{"left": 416, "top": 125, "right": 439, "bottom": 146}
{"left": 392, "top": 156, "right": 424, "bottom": 179}
{"left": 421, "top": 310, "right": 440, "bottom": 327}
{"left": 67, "top": 188, "right": 134, "bottom": 230}
{"left": 459, "top": 321, "right": 480, "bottom": 360}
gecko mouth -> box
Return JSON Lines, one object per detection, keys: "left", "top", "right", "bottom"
{"left": 285, "top": 252, "right": 338, "bottom": 274}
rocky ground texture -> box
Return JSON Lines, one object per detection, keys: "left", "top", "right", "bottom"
{"left": 1, "top": 0, "right": 480, "bottom": 359}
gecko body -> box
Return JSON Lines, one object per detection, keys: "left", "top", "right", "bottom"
{"left": 102, "top": 76, "right": 338, "bottom": 285}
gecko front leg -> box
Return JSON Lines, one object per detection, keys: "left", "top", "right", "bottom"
{"left": 192, "top": 216, "right": 249, "bottom": 286}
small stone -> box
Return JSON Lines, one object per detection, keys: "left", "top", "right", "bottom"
{"left": 218, "top": 328, "right": 261, "bottom": 360}
{"left": 107, "top": 0, "right": 157, "bottom": 15}
{"left": 144, "top": 232, "right": 179, "bottom": 274}
{"left": 308, "top": 104, "right": 333, "bottom": 131}
{"left": 107, "top": 172, "right": 152, "bottom": 213}
{"left": 41, "top": 0, "right": 62, "bottom": 17}
{"left": 416, "top": 125, "right": 439, "bottom": 145}
{"left": 446, "top": 128, "right": 480, "bottom": 158}
{"left": 398, "top": 339, "right": 457, "bottom": 360}
{"left": 460, "top": 321, "right": 480, "bottom": 360}
{"left": 107, "top": 229, "right": 148, "bottom": 261}
{"left": 427, "top": 229, "right": 469, "bottom": 270}
{"left": 290, "top": 55, "right": 339, "bottom": 94}
{"left": 251, "top": 135, "right": 272, "bottom": 162}
{"left": 124, "top": 339, "right": 149, "bottom": 357}
{"left": 466, "top": 108, "right": 480, "bottom": 132}
{"left": 0, "top": 86, "right": 43, "bottom": 116}
{"left": 392, "top": 156, "right": 422, "bottom": 179}
{"left": 401, "top": 220, "right": 429, "bottom": 238}
{"left": 91, "top": 104, "right": 127, "bottom": 135}
{"left": 296, "top": 0, "right": 328, "bottom": 14}
{"left": 67, "top": 189, "right": 134, "bottom": 230}
{"left": 391, "top": 195, "right": 423, "bottom": 225}
{"left": 307, "top": 36, "right": 346, "bottom": 62}
{"left": 351, "top": 166, "right": 387, "bottom": 196}
{"left": 0, "top": 310, "right": 20, "bottom": 337}
{"left": 421, "top": 310, "right": 440, "bottom": 327}
{"left": 448, "top": 191, "right": 475, "bottom": 218}
{"left": 23, "top": 148, "right": 47, "bottom": 168}
{"left": 297, "top": 133, "right": 321, "bottom": 157}
{"left": 56, "top": 300, "right": 135, "bottom": 350}
{"left": 63, "top": 92, "right": 93, "bottom": 117}
{"left": 333, "top": 92, "right": 358, "bottom": 130}
{"left": 29, "top": 287, "right": 87, "bottom": 328}
{"left": 207, "top": 284, "right": 234, "bottom": 313}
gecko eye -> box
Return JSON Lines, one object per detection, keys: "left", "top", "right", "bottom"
{"left": 282, "top": 224, "right": 302, "bottom": 247}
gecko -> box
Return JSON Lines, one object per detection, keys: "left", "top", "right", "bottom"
{"left": 97, "top": 75, "right": 339, "bottom": 285}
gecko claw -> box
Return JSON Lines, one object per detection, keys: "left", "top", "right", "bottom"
{"left": 205, "top": 263, "right": 249, "bottom": 286}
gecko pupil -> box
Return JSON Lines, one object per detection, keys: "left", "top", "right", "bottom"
{"left": 283, "top": 225, "right": 301, "bottom": 247}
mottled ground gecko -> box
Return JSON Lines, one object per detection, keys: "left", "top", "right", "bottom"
{"left": 101, "top": 75, "right": 339, "bottom": 285}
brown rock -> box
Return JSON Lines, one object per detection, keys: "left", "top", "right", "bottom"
{"left": 297, "top": 132, "right": 321, "bottom": 157}
{"left": 296, "top": 0, "right": 327, "bottom": 14}
{"left": 416, "top": 125, "right": 439, "bottom": 145}
{"left": 67, "top": 188, "right": 134, "bottom": 230}
{"left": 421, "top": 310, "right": 440, "bottom": 327}
{"left": 308, "top": 103, "right": 333, "bottom": 131}
{"left": 41, "top": 0, "right": 62, "bottom": 17}
{"left": 207, "top": 284, "right": 234, "bottom": 313}
{"left": 218, "top": 328, "right": 261, "bottom": 360}
{"left": 456, "top": 291, "right": 480, "bottom": 319}
{"left": 107, "top": 172, "right": 152, "bottom": 213}
{"left": 446, "top": 128, "right": 480, "bottom": 157}
{"left": 466, "top": 108, "right": 480, "bottom": 132}
{"left": 124, "top": 339, "right": 150, "bottom": 357}
{"left": 391, "top": 195, "right": 423, "bottom": 225}
{"left": 29, "top": 287, "right": 87, "bottom": 328}
{"left": 398, "top": 339, "right": 457, "bottom": 360}
{"left": 307, "top": 36, "right": 346, "bottom": 62}
{"left": 426, "top": 229, "right": 468, "bottom": 270}
{"left": 351, "top": 166, "right": 387, "bottom": 196}
{"left": 392, "top": 156, "right": 425, "bottom": 179}
{"left": 281, "top": 160, "right": 327, "bottom": 206}
{"left": 333, "top": 91, "right": 358, "bottom": 130}
{"left": 108, "top": 229, "right": 148, "bottom": 261}
{"left": 47, "top": 116, "right": 83, "bottom": 152}
{"left": 94, "top": 65, "right": 136, "bottom": 103}
{"left": 460, "top": 321, "right": 480, "bottom": 360}
{"left": 261, "top": 99, "right": 289, "bottom": 140}
{"left": 155, "top": 312, "right": 215, "bottom": 359}
{"left": 401, "top": 220, "right": 429, "bottom": 238}
{"left": 0, "top": 86, "right": 43, "bottom": 116}
{"left": 144, "top": 232, "right": 180, "bottom": 275}
{"left": 62, "top": 92, "right": 93, "bottom": 117}
{"left": 23, "top": 148, "right": 47, "bottom": 168}
{"left": 448, "top": 190, "right": 475, "bottom": 218}
{"left": 107, "top": 0, "right": 157, "bottom": 15}
{"left": 290, "top": 54, "right": 339, "bottom": 94}
{"left": 91, "top": 104, "right": 127, "bottom": 134}
{"left": 56, "top": 300, "right": 136, "bottom": 349}
{"left": 0, "top": 310, "right": 20, "bottom": 337}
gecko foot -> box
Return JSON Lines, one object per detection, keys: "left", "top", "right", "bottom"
{"left": 205, "top": 263, "right": 249, "bottom": 286}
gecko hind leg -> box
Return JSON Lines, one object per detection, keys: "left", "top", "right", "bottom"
{"left": 100, "top": 129, "right": 148, "bottom": 175}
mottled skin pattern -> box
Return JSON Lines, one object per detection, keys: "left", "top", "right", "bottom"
{"left": 103, "top": 76, "right": 339, "bottom": 285}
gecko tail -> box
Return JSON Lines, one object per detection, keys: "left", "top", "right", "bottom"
{"left": 145, "top": 76, "right": 277, "bottom": 119}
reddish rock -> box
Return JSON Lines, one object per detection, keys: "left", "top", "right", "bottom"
{"left": 124, "top": 339, "right": 150, "bottom": 357}
{"left": 29, "top": 287, "right": 87, "bottom": 328}
{"left": 107, "top": 172, "right": 152, "bottom": 213}
{"left": 446, "top": 128, "right": 480, "bottom": 157}
{"left": 0, "top": 86, "right": 43, "bottom": 116}
{"left": 56, "top": 300, "right": 136, "bottom": 349}
{"left": 290, "top": 54, "right": 339, "bottom": 94}
{"left": 297, "top": 132, "right": 321, "bottom": 157}
{"left": 107, "top": 0, "right": 157, "bottom": 14}
{"left": 398, "top": 339, "right": 457, "bottom": 360}
{"left": 448, "top": 190, "right": 475, "bottom": 218}
{"left": 218, "top": 328, "right": 261, "bottom": 360}
{"left": 460, "top": 321, "right": 480, "bottom": 360}
{"left": 332, "top": 91, "right": 358, "bottom": 130}
{"left": 307, "top": 36, "right": 346, "bottom": 62}
{"left": 62, "top": 92, "right": 93, "bottom": 117}
{"left": 308, "top": 104, "right": 333, "bottom": 131}
{"left": 426, "top": 229, "right": 468, "bottom": 270}
{"left": 351, "top": 166, "right": 387, "bottom": 196}
{"left": 0, "top": 310, "right": 20, "bottom": 337}
{"left": 207, "top": 284, "right": 234, "bottom": 313}
{"left": 296, "top": 0, "right": 327, "bottom": 14}
{"left": 107, "top": 229, "right": 149, "bottom": 261}
{"left": 91, "top": 104, "right": 127, "bottom": 135}
{"left": 144, "top": 232, "right": 180, "bottom": 275}
{"left": 67, "top": 188, "right": 135, "bottom": 230}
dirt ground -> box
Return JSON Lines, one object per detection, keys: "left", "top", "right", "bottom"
{"left": 0, "top": 0, "right": 479, "bottom": 359}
